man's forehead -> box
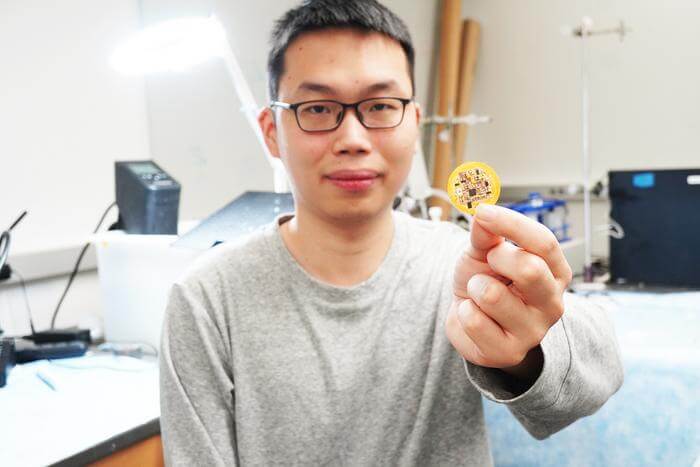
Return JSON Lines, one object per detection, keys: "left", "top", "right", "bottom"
{"left": 278, "top": 28, "right": 412, "bottom": 99}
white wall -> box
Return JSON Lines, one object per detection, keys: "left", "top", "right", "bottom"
{"left": 0, "top": 0, "right": 150, "bottom": 255}
{"left": 462, "top": 0, "right": 700, "bottom": 186}
{"left": 0, "top": 0, "right": 148, "bottom": 336}
{"left": 460, "top": 0, "right": 700, "bottom": 264}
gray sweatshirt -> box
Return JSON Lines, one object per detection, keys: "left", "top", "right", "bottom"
{"left": 160, "top": 211, "right": 624, "bottom": 466}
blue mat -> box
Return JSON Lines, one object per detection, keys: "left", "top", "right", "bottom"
{"left": 484, "top": 291, "right": 700, "bottom": 467}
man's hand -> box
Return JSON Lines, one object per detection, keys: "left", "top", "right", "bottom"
{"left": 445, "top": 203, "right": 573, "bottom": 384}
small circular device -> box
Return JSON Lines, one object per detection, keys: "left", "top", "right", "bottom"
{"left": 447, "top": 161, "right": 501, "bottom": 215}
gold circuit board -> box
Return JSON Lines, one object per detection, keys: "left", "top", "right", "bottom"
{"left": 447, "top": 162, "right": 501, "bottom": 215}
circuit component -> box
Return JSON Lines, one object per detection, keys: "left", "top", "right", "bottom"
{"left": 447, "top": 161, "right": 501, "bottom": 215}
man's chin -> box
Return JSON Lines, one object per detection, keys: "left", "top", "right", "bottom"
{"left": 323, "top": 198, "right": 394, "bottom": 224}
{"left": 292, "top": 183, "right": 398, "bottom": 225}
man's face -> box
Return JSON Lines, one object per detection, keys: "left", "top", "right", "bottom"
{"left": 260, "top": 28, "right": 420, "bottom": 224}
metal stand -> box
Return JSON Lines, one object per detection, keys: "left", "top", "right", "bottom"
{"left": 564, "top": 18, "right": 629, "bottom": 282}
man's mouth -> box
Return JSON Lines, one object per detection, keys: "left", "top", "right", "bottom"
{"left": 325, "top": 170, "right": 381, "bottom": 191}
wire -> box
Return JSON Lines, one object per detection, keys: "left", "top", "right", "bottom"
{"left": 594, "top": 219, "right": 625, "bottom": 239}
{"left": 0, "top": 231, "right": 9, "bottom": 272}
{"left": 608, "top": 218, "right": 625, "bottom": 239}
{"left": 1, "top": 211, "right": 29, "bottom": 335}
{"left": 1, "top": 211, "right": 28, "bottom": 270}
{"left": 49, "top": 202, "right": 117, "bottom": 329}
{"left": 47, "top": 340, "right": 159, "bottom": 372}
{"left": 48, "top": 358, "right": 157, "bottom": 372}
{"left": 97, "top": 340, "right": 159, "bottom": 358}
{"left": 8, "top": 211, "right": 28, "bottom": 231}
{"left": 12, "top": 269, "right": 36, "bottom": 335}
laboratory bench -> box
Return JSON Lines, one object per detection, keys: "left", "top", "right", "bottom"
{"left": 1, "top": 289, "right": 698, "bottom": 466}
{"left": 0, "top": 351, "right": 161, "bottom": 466}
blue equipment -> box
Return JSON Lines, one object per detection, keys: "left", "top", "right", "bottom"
{"left": 503, "top": 192, "right": 570, "bottom": 242}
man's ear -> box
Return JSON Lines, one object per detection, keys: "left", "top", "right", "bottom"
{"left": 414, "top": 102, "right": 422, "bottom": 126}
{"left": 258, "top": 107, "right": 281, "bottom": 159}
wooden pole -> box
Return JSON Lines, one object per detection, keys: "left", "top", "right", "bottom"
{"left": 454, "top": 19, "right": 480, "bottom": 164}
{"left": 430, "top": 0, "right": 463, "bottom": 219}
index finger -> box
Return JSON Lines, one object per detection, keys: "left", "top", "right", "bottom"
{"left": 473, "top": 204, "right": 572, "bottom": 282}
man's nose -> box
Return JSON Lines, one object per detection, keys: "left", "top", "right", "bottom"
{"left": 331, "top": 108, "right": 372, "bottom": 157}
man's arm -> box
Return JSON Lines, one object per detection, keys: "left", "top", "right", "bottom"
{"left": 464, "top": 292, "right": 624, "bottom": 439}
{"left": 445, "top": 204, "right": 624, "bottom": 439}
{"left": 160, "top": 282, "right": 239, "bottom": 466}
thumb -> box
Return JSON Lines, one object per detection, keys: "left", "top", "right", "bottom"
{"left": 454, "top": 219, "right": 508, "bottom": 301}
{"left": 468, "top": 216, "right": 503, "bottom": 262}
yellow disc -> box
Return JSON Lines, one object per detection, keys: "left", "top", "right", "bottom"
{"left": 447, "top": 161, "right": 501, "bottom": 215}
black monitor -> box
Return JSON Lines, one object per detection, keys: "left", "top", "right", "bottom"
{"left": 609, "top": 168, "right": 700, "bottom": 288}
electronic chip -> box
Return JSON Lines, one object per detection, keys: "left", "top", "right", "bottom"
{"left": 446, "top": 161, "right": 501, "bottom": 215}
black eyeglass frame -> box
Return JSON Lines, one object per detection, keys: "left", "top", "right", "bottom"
{"left": 269, "top": 97, "right": 414, "bottom": 132}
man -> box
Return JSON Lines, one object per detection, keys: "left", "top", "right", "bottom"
{"left": 159, "top": 1, "right": 624, "bottom": 465}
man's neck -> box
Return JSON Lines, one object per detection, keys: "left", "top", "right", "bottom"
{"left": 280, "top": 207, "right": 395, "bottom": 287}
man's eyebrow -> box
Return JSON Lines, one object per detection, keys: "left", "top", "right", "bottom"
{"left": 295, "top": 80, "right": 404, "bottom": 96}
{"left": 297, "top": 81, "right": 336, "bottom": 95}
{"left": 363, "top": 80, "right": 402, "bottom": 94}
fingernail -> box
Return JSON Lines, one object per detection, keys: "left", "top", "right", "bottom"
{"left": 457, "top": 300, "right": 470, "bottom": 322}
{"left": 468, "top": 275, "right": 489, "bottom": 298}
{"left": 476, "top": 204, "right": 498, "bottom": 222}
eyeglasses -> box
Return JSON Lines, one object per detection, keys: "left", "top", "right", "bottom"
{"left": 270, "top": 97, "right": 413, "bottom": 132}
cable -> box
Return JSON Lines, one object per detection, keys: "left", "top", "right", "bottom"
{"left": 608, "top": 218, "right": 625, "bottom": 239}
{"left": 1, "top": 211, "right": 29, "bottom": 335}
{"left": 0, "top": 231, "right": 9, "bottom": 273}
{"left": 49, "top": 202, "right": 117, "bottom": 329}
{"left": 47, "top": 340, "right": 159, "bottom": 372}
{"left": 8, "top": 211, "right": 28, "bottom": 231}
{"left": 12, "top": 269, "right": 36, "bottom": 335}
{"left": 594, "top": 219, "right": 625, "bottom": 240}
{"left": 48, "top": 358, "right": 157, "bottom": 372}
{"left": 0, "top": 211, "right": 26, "bottom": 273}
{"left": 97, "top": 341, "right": 158, "bottom": 358}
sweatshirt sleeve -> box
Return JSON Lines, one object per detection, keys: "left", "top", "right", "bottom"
{"left": 464, "top": 291, "right": 624, "bottom": 439}
{"left": 159, "top": 282, "right": 239, "bottom": 466}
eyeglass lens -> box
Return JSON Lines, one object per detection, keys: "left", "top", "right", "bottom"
{"left": 295, "top": 98, "right": 406, "bottom": 131}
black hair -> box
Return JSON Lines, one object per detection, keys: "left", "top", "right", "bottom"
{"left": 267, "top": 0, "right": 415, "bottom": 101}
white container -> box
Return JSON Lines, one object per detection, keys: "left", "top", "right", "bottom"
{"left": 94, "top": 228, "right": 202, "bottom": 350}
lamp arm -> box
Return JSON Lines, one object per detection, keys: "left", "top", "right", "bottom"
{"left": 219, "top": 36, "right": 289, "bottom": 193}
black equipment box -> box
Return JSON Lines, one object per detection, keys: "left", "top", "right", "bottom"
{"left": 115, "top": 160, "right": 181, "bottom": 234}
{"left": 609, "top": 168, "right": 700, "bottom": 288}
{"left": 13, "top": 339, "right": 87, "bottom": 364}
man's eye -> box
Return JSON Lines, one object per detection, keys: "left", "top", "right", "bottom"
{"left": 303, "top": 105, "right": 331, "bottom": 114}
{"left": 369, "top": 103, "right": 395, "bottom": 112}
